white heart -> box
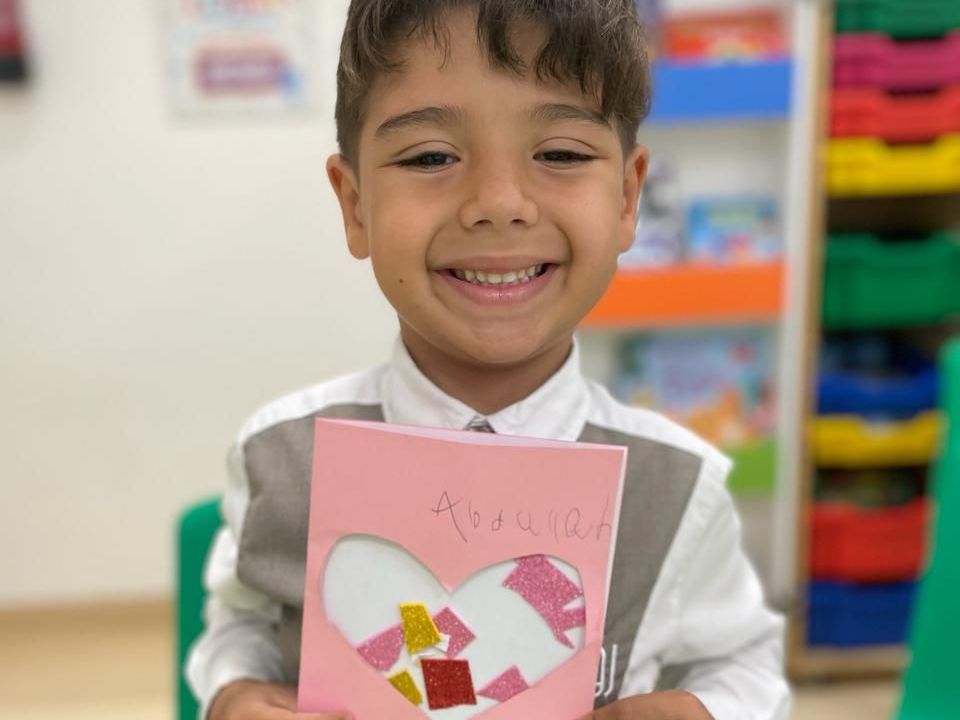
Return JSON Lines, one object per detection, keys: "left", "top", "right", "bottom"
{"left": 323, "top": 535, "right": 585, "bottom": 719}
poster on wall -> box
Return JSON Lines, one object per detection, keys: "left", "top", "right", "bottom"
{"left": 165, "top": 0, "right": 316, "bottom": 116}
{"left": 0, "top": 0, "right": 28, "bottom": 82}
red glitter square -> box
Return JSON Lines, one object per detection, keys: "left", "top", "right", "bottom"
{"left": 421, "top": 658, "right": 477, "bottom": 710}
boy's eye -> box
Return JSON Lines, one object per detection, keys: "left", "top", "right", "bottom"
{"left": 537, "top": 150, "right": 594, "bottom": 165}
{"left": 397, "top": 152, "right": 458, "bottom": 170}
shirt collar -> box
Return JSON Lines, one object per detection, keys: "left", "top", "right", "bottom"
{"left": 381, "top": 337, "right": 590, "bottom": 441}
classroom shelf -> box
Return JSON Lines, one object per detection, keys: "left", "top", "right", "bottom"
{"left": 809, "top": 411, "right": 944, "bottom": 468}
{"left": 583, "top": 261, "right": 784, "bottom": 328}
{"left": 822, "top": 232, "right": 960, "bottom": 329}
{"left": 833, "top": 32, "right": 960, "bottom": 91}
{"left": 835, "top": 0, "right": 960, "bottom": 39}
{"left": 827, "top": 135, "right": 960, "bottom": 197}
{"left": 830, "top": 87, "right": 960, "bottom": 143}
{"left": 647, "top": 59, "right": 792, "bottom": 124}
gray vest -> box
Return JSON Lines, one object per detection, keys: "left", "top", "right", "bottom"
{"left": 236, "top": 404, "right": 701, "bottom": 707}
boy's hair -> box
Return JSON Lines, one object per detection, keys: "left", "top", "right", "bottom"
{"left": 335, "top": 0, "right": 652, "bottom": 166}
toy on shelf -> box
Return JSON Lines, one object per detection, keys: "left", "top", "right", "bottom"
{"left": 830, "top": 86, "right": 960, "bottom": 143}
{"left": 833, "top": 32, "right": 960, "bottom": 91}
{"left": 835, "top": 0, "right": 960, "bottom": 40}
{"left": 620, "top": 157, "right": 683, "bottom": 268}
{"left": 663, "top": 9, "right": 787, "bottom": 61}
{"left": 685, "top": 196, "right": 780, "bottom": 265}
{"left": 822, "top": 233, "right": 960, "bottom": 328}
{"left": 818, "top": 335, "right": 939, "bottom": 418}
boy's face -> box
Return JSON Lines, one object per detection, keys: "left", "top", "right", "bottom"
{"left": 329, "top": 9, "right": 647, "bottom": 371}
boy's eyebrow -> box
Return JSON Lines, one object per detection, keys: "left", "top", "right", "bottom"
{"left": 374, "top": 105, "right": 465, "bottom": 138}
{"left": 527, "top": 103, "right": 611, "bottom": 129}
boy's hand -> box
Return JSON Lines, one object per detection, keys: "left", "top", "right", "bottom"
{"left": 579, "top": 691, "right": 714, "bottom": 720}
{"left": 208, "top": 679, "right": 352, "bottom": 720}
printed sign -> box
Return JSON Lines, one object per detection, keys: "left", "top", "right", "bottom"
{"left": 165, "top": 0, "right": 315, "bottom": 115}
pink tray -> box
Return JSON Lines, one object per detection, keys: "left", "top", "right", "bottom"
{"left": 834, "top": 32, "right": 960, "bottom": 91}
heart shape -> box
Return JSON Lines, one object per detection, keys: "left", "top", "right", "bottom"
{"left": 323, "top": 535, "right": 586, "bottom": 719}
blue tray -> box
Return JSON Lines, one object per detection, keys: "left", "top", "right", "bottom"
{"left": 808, "top": 580, "right": 916, "bottom": 647}
{"left": 818, "top": 337, "right": 939, "bottom": 418}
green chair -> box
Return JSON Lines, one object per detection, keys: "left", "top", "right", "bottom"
{"left": 177, "top": 498, "right": 223, "bottom": 720}
{"left": 898, "top": 339, "right": 960, "bottom": 719}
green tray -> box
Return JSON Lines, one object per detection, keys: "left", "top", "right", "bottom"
{"left": 836, "top": 0, "right": 960, "bottom": 39}
{"left": 823, "top": 232, "right": 960, "bottom": 330}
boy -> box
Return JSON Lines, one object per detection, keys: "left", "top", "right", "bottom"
{"left": 187, "top": 1, "right": 790, "bottom": 719}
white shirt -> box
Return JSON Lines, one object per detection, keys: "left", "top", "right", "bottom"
{"left": 187, "top": 339, "right": 790, "bottom": 719}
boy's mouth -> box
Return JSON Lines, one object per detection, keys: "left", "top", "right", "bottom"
{"left": 442, "top": 264, "right": 551, "bottom": 288}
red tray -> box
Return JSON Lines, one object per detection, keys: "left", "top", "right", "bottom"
{"left": 810, "top": 499, "right": 929, "bottom": 582}
{"left": 834, "top": 32, "right": 960, "bottom": 91}
{"left": 831, "top": 86, "right": 960, "bottom": 142}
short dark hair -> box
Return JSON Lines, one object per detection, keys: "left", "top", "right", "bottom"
{"left": 335, "top": 0, "right": 652, "bottom": 166}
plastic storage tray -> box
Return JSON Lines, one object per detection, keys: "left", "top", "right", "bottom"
{"left": 833, "top": 33, "right": 960, "bottom": 91}
{"left": 810, "top": 499, "right": 929, "bottom": 582}
{"left": 808, "top": 580, "right": 917, "bottom": 647}
{"left": 830, "top": 87, "right": 960, "bottom": 143}
{"left": 822, "top": 233, "right": 960, "bottom": 329}
{"left": 818, "top": 346, "right": 938, "bottom": 418}
{"left": 827, "top": 134, "right": 960, "bottom": 197}
{"left": 836, "top": 0, "right": 960, "bottom": 39}
{"left": 810, "top": 411, "right": 943, "bottom": 468}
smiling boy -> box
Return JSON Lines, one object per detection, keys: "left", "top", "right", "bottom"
{"left": 186, "top": 2, "right": 790, "bottom": 719}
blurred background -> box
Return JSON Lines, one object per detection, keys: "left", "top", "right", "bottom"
{"left": 1, "top": 0, "right": 958, "bottom": 718}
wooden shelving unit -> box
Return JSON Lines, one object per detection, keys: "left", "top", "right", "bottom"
{"left": 787, "top": 0, "right": 960, "bottom": 682}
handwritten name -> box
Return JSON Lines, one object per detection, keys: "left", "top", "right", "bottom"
{"left": 430, "top": 491, "right": 613, "bottom": 544}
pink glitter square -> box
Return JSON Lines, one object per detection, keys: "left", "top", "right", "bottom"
{"left": 503, "top": 554, "right": 585, "bottom": 648}
{"left": 433, "top": 607, "right": 476, "bottom": 658}
{"left": 355, "top": 624, "right": 404, "bottom": 672}
{"left": 477, "top": 665, "right": 529, "bottom": 703}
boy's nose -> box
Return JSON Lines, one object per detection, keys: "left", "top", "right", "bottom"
{"left": 458, "top": 159, "right": 539, "bottom": 231}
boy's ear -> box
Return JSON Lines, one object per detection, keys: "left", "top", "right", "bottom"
{"left": 327, "top": 154, "right": 369, "bottom": 260}
{"left": 619, "top": 145, "right": 649, "bottom": 253}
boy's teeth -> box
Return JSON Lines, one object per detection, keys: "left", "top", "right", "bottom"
{"left": 453, "top": 264, "right": 545, "bottom": 286}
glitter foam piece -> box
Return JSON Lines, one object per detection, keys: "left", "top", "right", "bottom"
{"left": 433, "top": 607, "right": 476, "bottom": 658}
{"left": 388, "top": 669, "right": 424, "bottom": 706}
{"left": 477, "top": 665, "right": 529, "bottom": 703}
{"left": 421, "top": 658, "right": 478, "bottom": 710}
{"left": 400, "top": 602, "right": 443, "bottom": 654}
{"left": 502, "top": 554, "right": 585, "bottom": 648}
{"left": 356, "top": 624, "right": 404, "bottom": 672}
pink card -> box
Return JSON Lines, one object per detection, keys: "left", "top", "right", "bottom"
{"left": 299, "top": 420, "right": 626, "bottom": 720}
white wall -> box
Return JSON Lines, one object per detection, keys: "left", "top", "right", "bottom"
{"left": 0, "top": 0, "right": 397, "bottom": 605}
{"left": 0, "top": 0, "right": 790, "bottom": 606}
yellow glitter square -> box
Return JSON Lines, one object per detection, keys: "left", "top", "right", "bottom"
{"left": 400, "top": 602, "right": 442, "bottom": 654}
{"left": 388, "top": 669, "right": 423, "bottom": 706}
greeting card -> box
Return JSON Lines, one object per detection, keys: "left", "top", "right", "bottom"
{"left": 299, "top": 420, "right": 627, "bottom": 720}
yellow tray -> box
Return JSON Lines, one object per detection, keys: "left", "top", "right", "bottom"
{"left": 810, "top": 410, "right": 944, "bottom": 467}
{"left": 827, "top": 134, "right": 960, "bottom": 197}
